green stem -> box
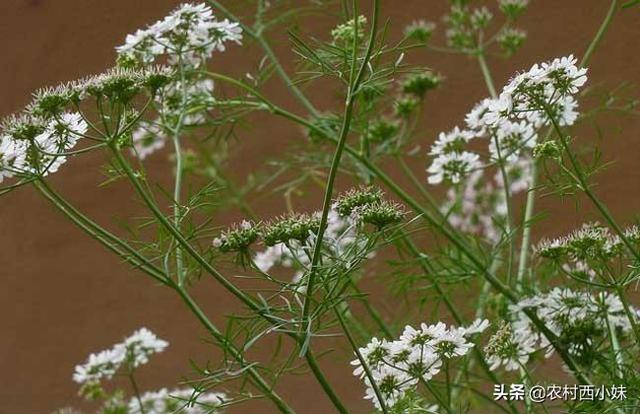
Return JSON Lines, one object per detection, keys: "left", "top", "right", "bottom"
{"left": 493, "top": 135, "right": 515, "bottom": 287}
{"left": 109, "top": 144, "right": 267, "bottom": 314}
{"left": 477, "top": 51, "right": 497, "bottom": 98}
{"left": 581, "top": 0, "right": 618, "bottom": 67}
{"left": 110, "top": 144, "right": 348, "bottom": 412}
{"left": 516, "top": 160, "right": 537, "bottom": 288}
{"left": 335, "top": 307, "right": 389, "bottom": 413}
{"left": 170, "top": 62, "right": 189, "bottom": 287}
{"left": 547, "top": 111, "right": 640, "bottom": 344}
{"left": 349, "top": 280, "right": 394, "bottom": 338}
{"left": 34, "top": 179, "right": 167, "bottom": 284}
{"left": 198, "top": 64, "right": 589, "bottom": 384}
{"left": 604, "top": 310, "right": 624, "bottom": 379}
{"left": 128, "top": 372, "right": 146, "bottom": 414}
{"left": 301, "top": 0, "right": 380, "bottom": 338}
{"left": 304, "top": 351, "right": 349, "bottom": 414}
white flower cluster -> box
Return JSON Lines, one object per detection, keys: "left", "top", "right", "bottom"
{"left": 428, "top": 56, "right": 588, "bottom": 243}
{"left": 0, "top": 131, "right": 29, "bottom": 182}
{"left": 73, "top": 328, "right": 168, "bottom": 386}
{"left": 117, "top": 3, "right": 242, "bottom": 67}
{"left": 0, "top": 112, "right": 88, "bottom": 182}
{"left": 118, "top": 4, "right": 235, "bottom": 159}
{"left": 484, "top": 55, "right": 587, "bottom": 128}
{"left": 128, "top": 388, "right": 226, "bottom": 414}
{"left": 486, "top": 288, "right": 640, "bottom": 371}
{"left": 352, "top": 319, "right": 488, "bottom": 409}
{"left": 428, "top": 55, "right": 587, "bottom": 186}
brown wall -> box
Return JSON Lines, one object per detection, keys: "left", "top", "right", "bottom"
{"left": 1, "top": 1, "right": 639, "bottom": 413}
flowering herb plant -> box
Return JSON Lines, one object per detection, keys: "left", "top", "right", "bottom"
{"left": 3, "top": 1, "right": 639, "bottom": 413}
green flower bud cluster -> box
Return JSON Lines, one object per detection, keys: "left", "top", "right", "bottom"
{"left": 401, "top": 72, "right": 442, "bottom": 100}
{"left": 497, "top": 28, "right": 527, "bottom": 57}
{"left": 403, "top": 20, "right": 436, "bottom": 43}
{"left": 331, "top": 15, "right": 367, "bottom": 46}
{"left": 536, "top": 223, "right": 630, "bottom": 262}
{"left": 213, "top": 220, "right": 260, "bottom": 253}
{"left": 334, "top": 187, "right": 405, "bottom": 230}
{"left": 333, "top": 186, "right": 384, "bottom": 216}
{"left": 26, "top": 67, "right": 173, "bottom": 122}
{"left": 262, "top": 213, "right": 321, "bottom": 247}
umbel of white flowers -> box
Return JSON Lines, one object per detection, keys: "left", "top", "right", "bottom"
{"left": 352, "top": 319, "right": 489, "bottom": 409}
{"left": 427, "top": 54, "right": 587, "bottom": 186}
{"left": 425, "top": 55, "right": 587, "bottom": 244}
{"left": 71, "top": 327, "right": 227, "bottom": 413}
{"left": 73, "top": 328, "right": 168, "bottom": 389}
{"left": 116, "top": 3, "right": 243, "bottom": 160}
{"left": 116, "top": 3, "right": 242, "bottom": 67}
{"left": 485, "top": 288, "right": 640, "bottom": 372}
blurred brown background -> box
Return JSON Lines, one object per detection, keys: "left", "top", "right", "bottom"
{"left": 1, "top": 0, "right": 639, "bottom": 413}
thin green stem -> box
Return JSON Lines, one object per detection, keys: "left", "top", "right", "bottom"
{"left": 516, "top": 160, "right": 537, "bottom": 288}
{"left": 547, "top": 110, "right": 640, "bottom": 343}
{"left": 301, "top": 0, "right": 380, "bottom": 339}
{"left": 109, "top": 144, "right": 266, "bottom": 314}
{"left": 128, "top": 372, "right": 146, "bottom": 414}
{"left": 349, "top": 280, "right": 394, "bottom": 338}
{"left": 335, "top": 307, "right": 389, "bottom": 413}
{"left": 35, "top": 179, "right": 294, "bottom": 414}
{"left": 477, "top": 51, "right": 497, "bottom": 98}
{"left": 304, "top": 351, "right": 349, "bottom": 414}
{"left": 581, "top": 0, "right": 619, "bottom": 67}
{"left": 171, "top": 63, "right": 188, "bottom": 287}
{"left": 395, "top": 154, "right": 441, "bottom": 215}
{"left": 34, "top": 179, "right": 168, "bottom": 284}
{"left": 493, "top": 135, "right": 516, "bottom": 287}
{"left": 199, "top": 58, "right": 589, "bottom": 384}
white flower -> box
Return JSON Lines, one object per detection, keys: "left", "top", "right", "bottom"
{"left": 462, "top": 318, "right": 490, "bottom": 335}
{"left": 541, "top": 54, "right": 588, "bottom": 94}
{"left": 0, "top": 134, "right": 28, "bottom": 182}
{"left": 429, "top": 126, "right": 476, "bottom": 156}
{"left": 72, "top": 327, "right": 168, "bottom": 387}
{"left": 427, "top": 151, "right": 481, "bottom": 185}
{"left": 351, "top": 337, "right": 389, "bottom": 378}
{"left": 364, "top": 365, "right": 414, "bottom": 410}
{"left": 122, "top": 327, "right": 169, "bottom": 368}
{"left": 73, "top": 346, "right": 126, "bottom": 384}
{"left": 497, "top": 287, "right": 640, "bottom": 367}
{"left": 494, "top": 158, "right": 532, "bottom": 194}
{"left": 354, "top": 320, "right": 480, "bottom": 409}
{"left": 485, "top": 322, "right": 536, "bottom": 372}
{"left": 488, "top": 120, "right": 537, "bottom": 163}
{"left": 132, "top": 121, "right": 166, "bottom": 159}
{"left": 117, "top": 3, "right": 242, "bottom": 68}
{"left": 465, "top": 98, "right": 493, "bottom": 133}
{"left": 433, "top": 329, "right": 473, "bottom": 358}
{"left": 32, "top": 112, "right": 88, "bottom": 176}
